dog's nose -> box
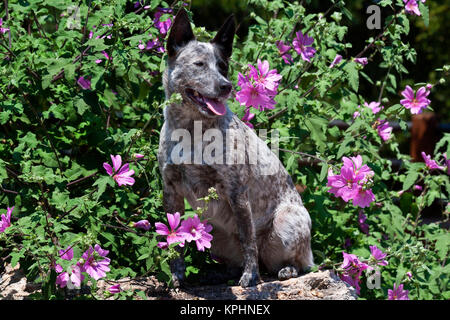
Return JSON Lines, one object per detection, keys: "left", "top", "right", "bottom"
{"left": 219, "top": 82, "right": 232, "bottom": 96}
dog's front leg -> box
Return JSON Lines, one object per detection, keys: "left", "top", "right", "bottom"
{"left": 228, "top": 185, "right": 260, "bottom": 287}
{"left": 163, "top": 179, "right": 186, "bottom": 288}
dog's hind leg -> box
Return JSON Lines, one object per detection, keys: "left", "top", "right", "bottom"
{"left": 260, "top": 203, "right": 314, "bottom": 280}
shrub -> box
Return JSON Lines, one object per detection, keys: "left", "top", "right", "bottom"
{"left": 0, "top": 0, "right": 448, "bottom": 300}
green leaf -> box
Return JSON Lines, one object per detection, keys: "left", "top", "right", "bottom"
{"left": 93, "top": 175, "right": 115, "bottom": 201}
{"left": 419, "top": 2, "right": 429, "bottom": 27}
{"left": 403, "top": 171, "right": 418, "bottom": 191}
{"left": 343, "top": 62, "right": 359, "bottom": 92}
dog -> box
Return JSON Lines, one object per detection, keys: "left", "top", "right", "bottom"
{"left": 158, "top": 9, "right": 313, "bottom": 287}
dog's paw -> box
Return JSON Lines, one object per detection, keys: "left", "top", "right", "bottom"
{"left": 277, "top": 266, "right": 298, "bottom": 281}
{"left": 238, "top": 270, "right": 260, "bottom": 287}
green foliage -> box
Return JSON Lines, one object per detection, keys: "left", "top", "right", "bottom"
{"left": 0, "top": 0, "right": 448, "bottom": 300}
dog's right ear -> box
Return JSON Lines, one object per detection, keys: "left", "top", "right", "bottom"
{"left": 167, "top": 9, "right": 195, "bottom": 58}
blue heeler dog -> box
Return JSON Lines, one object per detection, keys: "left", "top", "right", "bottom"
{"left": 158, "top": 9, "right": 313, "bottom": 287}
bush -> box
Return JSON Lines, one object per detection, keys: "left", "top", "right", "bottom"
{"left": 0, "top": 0, "right": 448, "bottom": 300}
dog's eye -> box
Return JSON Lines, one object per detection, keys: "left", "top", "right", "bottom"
{"left": 194, "top": 61, "right": 204, "bottom": 67}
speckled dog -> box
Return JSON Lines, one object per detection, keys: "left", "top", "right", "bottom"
{"left": 158, "top": 9, "right": 313, "bottom": 287}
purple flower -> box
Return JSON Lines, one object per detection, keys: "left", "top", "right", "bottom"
{"left": 292, "top": 31, "right": 316, "bottom": 62}
{"left": 77, "top": 76, "right": 91, "bottom": 90}
{"left": 388, "top": 283, "right": 410, "bottom": 300}
{"left": 354, "top": 57, "right": 368, "bottom": 66}
{"left": 0, "top": 206, "right": 13, "bottom": 233}
{"left": 95, "top": 51, "right": 111, "bottom": 64}
{"left": 249, "top": 59, "right": 282, "bottom": 95}
{"left": 400, "top": 85, "right": 430, "bottom": 114}
{"left": 155, "top": 212, "right": 185, "bottom": 249}
{"left": 421, "top": 152, "right": 444, "bottom": 171}
{"left": 276, "top": 40, "right": 293, "bottom": 64}
{"left": 59, "top": 246, "right": 74, "bottom": 261}
{"left": 406, "top": 271, "right": 413, "bottom": 279}
{"left": 329, "top": 54, "right": 343, "bottom": 68}
{"left": 344, "top": 238, "right": 352, "bottom": 249}
{"left": 403, "top": 0, "right": 421, "bottom": 16}
{"left": 134, "top": 153, "right": 145, "bottom": 159}
{"left": 153, "top": 8, "right": 173, "bottom": 35}
{"left": 369, "top": 245, "right": 388, "bottom": 266}
{"left": 352, "top": 187, "right": 376, "bottom": 208}
{"left": 413, "top": 184, "right": 423, "bottom": 191}
{"left": 82, "top": 244, "right": 111, "bottom": 281}
{"left": 133, "top": 219, "right": 151, "bottom": 231}
{"left": 358, "top": 211, "right": 369, "bottom": 235}
{"left": 103, "top": 154, "right": 136, "bottom": 186}
{"left": 377, "top": 119, "right": 393, "bottom": 142}
{"left": 108, "top": 284, "right": 121, "bottom": 294}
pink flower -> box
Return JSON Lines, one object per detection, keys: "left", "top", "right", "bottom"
{"left": 180, "top": 215, "right": 214, "bottom": 252}
{"left": 406, "top": 271, "right": 413, "bottom": 279}
{"left": 369, "top": 245, "right": 388, "bottom": 266}
{"left": 180, "top": 215, "right": 205, "bottom": 243}
{"left": 195, "top": 222, "right": 213, "bottom": 252}
{"left": 241, "top": 108, "right": 256, "bottom": 128}
{"left": 59, "top": 246, "right": 74, "bottom": 261}
{"left": 95, "top": 51, "right": 111, "bottom": 64}
{"left": 421, "top": 152, "right": 444, "bottom": 170}
{"left": 77, "top": 76, "right": 91, "bottom": 90}
{"left": 400, "top": 85, "right": 430, "bottom": 114}
{"left": 236, "top": 60, "right": 281, "bottom": 112}
{"left": 413, "top": 184, "right": 423, "bottom": 191}
{"left": 276, "top": 40, "right": 293, "bottom": 64}
{"left": 353, "top": 111, "right": 360, "bottom": 119}
{"left": 249, "top": 59, "right": 282, "bottom": 95}
{"left": 364, "top": 101, "right": 383, "bottom": 114}
{"left": 103, "top": 155, "right": 136, "bottom": 186}
{"left": 153, "top": 8, "right": 173, "bottom": 35}
{"left": 340, "top": 252, "right": 369, "bottom": 295}
{"left": 108, "top": 284, "right": 121, "bottom": 294}
{"left": 292, "top": 31, "right": 316, "bottom": 62}
{"left": 56, "top": 272, "right": 69, "bottom": 288}
{"left": 0, "top": 18, "right": 9, "bottom": 34}
{"left": 134, "top": 153, "right": 144, "bottom": 159}
{"left": 403, "top": 0, "right": 421, "bottom": 16}
{"left": 358, "top": 211, "right": 369, "bottom": 235}
{"left": 377, "top": 119, "right": 393, "bottom": 141}
{"left": 327, "top": 156, "right": 375, "bottom": 208}
{"left": 82, "top": 244, "right": 111, "bottom": 281}
{"left": 388, "top": 283, "right": 410, "bottom": 300}
{"left": 0, "top": 206, "right": 13, "bottom": 233}
{"left": 329, "top": 54, "right": 343, "bottom": 68}
{"left": 155, "top": 212, "right": 185, "bottom": 249}
{"left": 133, "top": 219, "right": 151, "bottom": 231}
{"left": 70, "top": 262, "right": 85, "bottom": 288}
{"left": 354, "top": 57, "right": 368, "bottom": 66}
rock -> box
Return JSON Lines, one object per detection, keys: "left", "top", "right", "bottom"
{"left": 168, "top": 270, "right": 357, "bottom": 300}
{"left": 0, "top": 263, "right": 40, "bottom": 300}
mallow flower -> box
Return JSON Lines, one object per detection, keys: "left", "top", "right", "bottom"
{"left": 103, "top": 154, "right": 135, "bottom": 186}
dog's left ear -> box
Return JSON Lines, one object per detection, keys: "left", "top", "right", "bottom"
{"left": 211, "top": 15, "right": 236, "bottom": 59}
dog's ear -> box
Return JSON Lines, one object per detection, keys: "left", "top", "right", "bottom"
{"left": 167, "top": 9, "right": 195, "bottom": 58}
{"left": 211, "top": 14, "right": 236, "bottom": 59}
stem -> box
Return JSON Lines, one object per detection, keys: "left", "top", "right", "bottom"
{"left": 66, "top": 172, "right": 98, "bottom": 188}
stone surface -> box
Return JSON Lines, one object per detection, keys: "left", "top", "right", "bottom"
{"left": 1, "top": 263, "right": 357, "bottom": 300}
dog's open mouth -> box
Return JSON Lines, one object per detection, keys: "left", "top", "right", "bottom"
{"left": 185, "top": 88, "right": 226, "bottom": 116}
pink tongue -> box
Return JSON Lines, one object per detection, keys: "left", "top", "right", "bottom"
{"left": 204, "top": 98, "right": 226, "bottom": 116}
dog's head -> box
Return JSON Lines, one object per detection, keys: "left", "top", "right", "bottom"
{"left": 164, "top": 9, "right": 235, "bottom": 118}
